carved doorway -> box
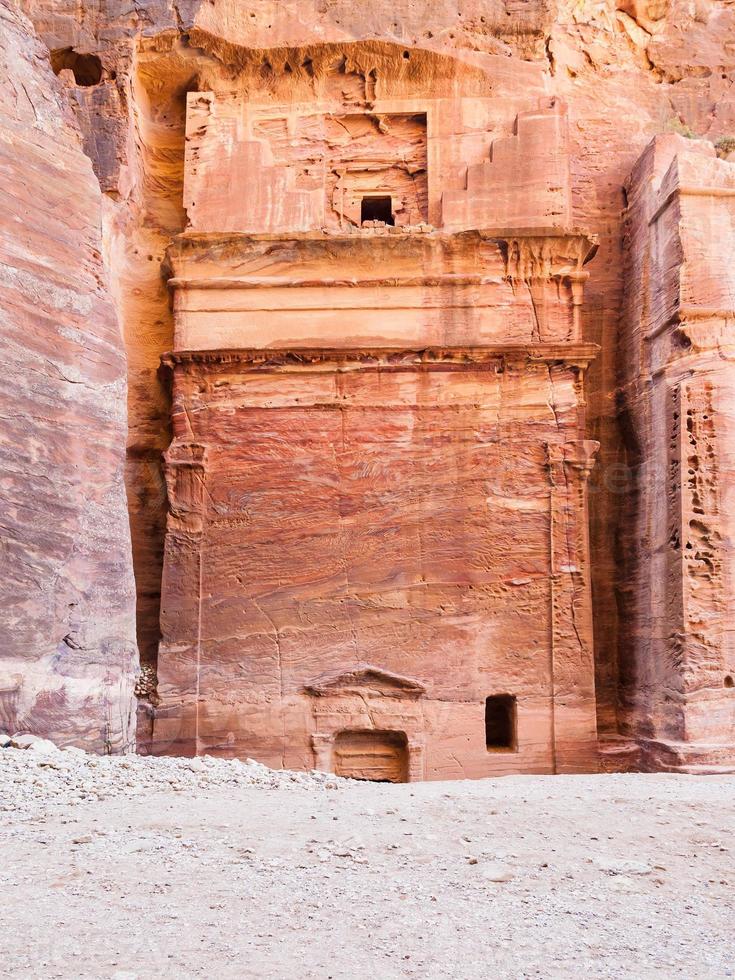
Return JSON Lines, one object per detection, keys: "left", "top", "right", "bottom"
{"left": 332, "top": 730, "right": 409, "bottom": 783}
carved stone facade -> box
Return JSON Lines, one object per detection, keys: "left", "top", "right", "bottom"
{"left": 149, "top": 49, "right": 601, "bottom": 778}
{"left": 8, "top": 0, "right": 735, "bottom": 770}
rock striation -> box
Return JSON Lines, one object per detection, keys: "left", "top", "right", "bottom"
{"left": 0, "top": 1, "right": 137, "bottom": 751}
{"left": 2, "top": 0, "right": 735, "bottom": 771}
{"left": 617, "top": 134, "right": 735, "bottom": 770}
{"left": 139, "top": 49, "right": 604, "bottom": 777}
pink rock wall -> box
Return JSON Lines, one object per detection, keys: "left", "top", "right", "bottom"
{"left": 0, "top": 1, "right": 137, "bottom": 750}
{"left": 182, "top": 52, "right": 568, "bottom": 236}
{"left": 7, "top": 0, "right": 735, "bottom": 770}
{"left": 441, "top": 99, "right": 572, "bottom": 231}
{"left": 152, "top": 222, "right": 599, "bottom": 776}
{"left": 618, "top": 134, "right": 735, "bottom": 770}
{"left": 153, "top": 349, "right": 599, "bottom": 777}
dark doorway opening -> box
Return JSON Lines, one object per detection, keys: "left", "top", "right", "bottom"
{"left": 333, "top": 729, "right": 408, "bottom": 782}
{"left": 485, "top": 695, "right": 517, "bottom": 751}
{"left": 50, "top": 48, "right": 103, "bottom": 86}
{"left": 361, "top": 196, "right": 394, "bottom": 225}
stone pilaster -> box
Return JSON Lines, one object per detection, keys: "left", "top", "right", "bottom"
{"left": 151, "top": 440, "right": 209, "bottom": 756}
{"left": 547, "top": 439, "right": 600, "bottom": 772}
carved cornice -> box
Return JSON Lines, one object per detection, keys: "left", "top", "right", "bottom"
{"left": 169, "top": 227, "right": 597, "bottom": 249}
{"left": 496, "top": 233, "right": 597, "bottom": 280}
{"left": 162, "top": 344, "right": 600, "bottom": 372}
{"left": 305, "top": 663, "right": 426, "bottom": 698}
{"left": 169, "top": 273, "right": 532, "bottom": 291}
{"left": 166, "top": 227, "right": 598, "bottom": 284}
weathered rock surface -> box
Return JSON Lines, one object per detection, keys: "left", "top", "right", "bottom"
{"left": 153, "top": 215, "right": 600, "bottom": 776}
{"left": 145, "top": 35, "right": 603, "bottom": 775}
{"left": 0, "top": 1, "right": 137, "bottom": 751}
{"left": 617, "top": 134, "right": 735, "bottom": 769}
{"left": 4, "top": 0, "right": 735, "bottom": 768}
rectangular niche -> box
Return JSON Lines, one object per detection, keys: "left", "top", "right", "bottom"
{"left": 485, "top": 694, "right": 517, "bottom": 751}
{"left": 253, "top": 111, "right": 428, "bottom": 228}
{"left": 361, "top": 195, "right": 394, "bottom": 224}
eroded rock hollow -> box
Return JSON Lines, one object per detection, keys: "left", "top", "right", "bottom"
{"left": 2, "top": 0, "right": 735, "bottom": 773}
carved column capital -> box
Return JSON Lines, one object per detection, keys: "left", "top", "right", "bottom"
{"left": 565, "top": 439, "right": 600, "bottom": 481}
{"left": 547, "top": 440, "right": 600, "bottom": 483}
{"left": 498, "top": 233, "right": 597, "bottom": 282}
{"left": 163, "top": 440, "right": 210, "bottom": 534}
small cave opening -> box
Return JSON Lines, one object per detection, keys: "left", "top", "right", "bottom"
{"left": 725, "top": 675, "right": 734, "bottom": 689}
{"left": 361, "top": 195, "right": 394, "bottom": 225}
{"left": 485, "top": 694, "right": 517, "bottom": 751}
{"left": 50, "top": 48, "right": 103, "bottom": 87}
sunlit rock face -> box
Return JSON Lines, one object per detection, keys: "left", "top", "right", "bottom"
{"left": 145, "top": 48, "right": 601, "bottom": 779}
{"left": 6, "top": 0, "right": 735, "bottom": 770}
{"left": 0, "top": 2, "right": 137, "bottom": 750}
{"left": 618, "top": 135, "right": 735, "bottom": 771}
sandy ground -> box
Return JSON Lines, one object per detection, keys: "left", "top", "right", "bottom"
{"left": 1, "top": 749, "right": 734, "bottom": 979}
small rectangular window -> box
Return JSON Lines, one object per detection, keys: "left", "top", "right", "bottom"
{"left": 361, "top": 196, "right": 394, "bottom": 225}
{"left": 485, "top": 694, "right": 517, "bottom": 751}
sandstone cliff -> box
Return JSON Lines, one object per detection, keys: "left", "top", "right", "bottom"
{"left": 0, "top": 1, "right": 137, "bottom": 750}
{"left": 5, "top": 0, "right": 735, "bottom": 765}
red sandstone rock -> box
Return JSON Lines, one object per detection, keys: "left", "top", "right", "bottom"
{"left": 618, "top": 134, "right": 735, "bottom": 770}
{"left": 4, "top": 0, "right": 735, "bottom": 771}
{"left": 153, "top": 346, "right": 600, "bottom": 776}
{"left": 0, "top": 1, "right": 137, "bottom": 750}
{"left": 151, "top": 75, "right": 600, "bottom": 775}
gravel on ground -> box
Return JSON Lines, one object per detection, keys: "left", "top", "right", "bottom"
{"left": 1, "top": 743, "right": 733, "bottom": 979}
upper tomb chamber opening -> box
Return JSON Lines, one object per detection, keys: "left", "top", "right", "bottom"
{"left": 180, "top": 43, "right": 572, "bottom": 235}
